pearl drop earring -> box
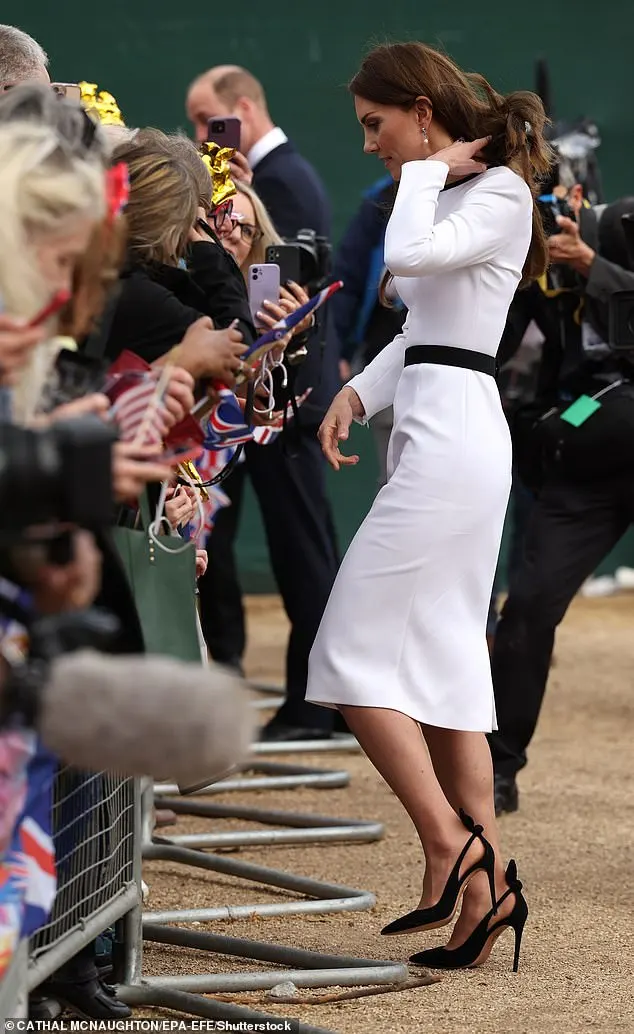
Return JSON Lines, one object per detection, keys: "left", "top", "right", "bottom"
{"left": 421, "top": 126, "right": 428, "bottom": 143}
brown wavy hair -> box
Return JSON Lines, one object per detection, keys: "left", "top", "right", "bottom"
{"left": 112, "top": 135, "right": 200, "bottom": 266}
{"left": 350, "top": 42, "right": 553, "bottom": 291}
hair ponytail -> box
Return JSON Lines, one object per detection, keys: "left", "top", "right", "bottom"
{"left": 466, "top": 77, "right": 553, "bottom": 283}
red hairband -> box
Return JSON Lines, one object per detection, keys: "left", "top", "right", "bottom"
{"left": 105, "top": 162, "right": 129, "bottom": 223}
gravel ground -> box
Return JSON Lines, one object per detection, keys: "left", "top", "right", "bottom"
{"left": 142, "top": 594, "right": 634, "bottom": 1034}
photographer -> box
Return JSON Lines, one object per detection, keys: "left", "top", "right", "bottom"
{"left": 490, "top": 183, "right": 634, "bottom": 816}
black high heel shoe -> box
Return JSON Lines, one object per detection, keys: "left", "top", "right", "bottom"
{"left": 381, "top": 809, "right": 497, "bottom": 936}
{"left": 409, "top": 858, "right": 528, "bottom": 972}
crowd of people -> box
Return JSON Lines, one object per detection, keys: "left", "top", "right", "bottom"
{"left": 0, "top": 17, "right": 633, "bottom": 1023}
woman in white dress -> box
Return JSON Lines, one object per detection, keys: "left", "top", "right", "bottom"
{"left": 306, "top": 43, "right": 552, "bottom": 972}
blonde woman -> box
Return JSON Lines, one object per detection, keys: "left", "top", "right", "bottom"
{"left": 0, "top": 120, "right": 106, "bottom": 423}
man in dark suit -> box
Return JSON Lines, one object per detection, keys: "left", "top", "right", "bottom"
{"left": 187, "top": 66, "right": 342, "bottom": 741}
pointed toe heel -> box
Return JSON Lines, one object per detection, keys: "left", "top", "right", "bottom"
{"left": 409, "top": 859, "right": 528, "bottom": 971}
{"left": 381, "top": 810, "right": 497, "bottom": 936}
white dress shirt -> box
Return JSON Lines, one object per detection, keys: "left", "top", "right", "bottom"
{"left": 247, "top": 127, "right": 288, "bottom": 170}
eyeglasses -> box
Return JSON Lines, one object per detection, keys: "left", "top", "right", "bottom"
{"left": 214, "top": 209, "right": 263, "bottom": 245}
{"left": 233, "top": 214, "right": 263, "bottom": 244}
{"left": 211, "top": 201, "right": 234, "bottom": 234}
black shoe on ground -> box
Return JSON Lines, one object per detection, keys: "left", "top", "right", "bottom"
{"left": 258, "top": 719, "right": 334, "bottom": 743}
{"left": 494, "top": 774, "right": 519, "bottom": 817}
{"left": 41, "top": 977, "right": 132, "bottom": 1020}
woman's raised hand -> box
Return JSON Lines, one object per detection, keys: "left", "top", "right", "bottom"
{"left": 318, "top": 387, "right": 365, "bottom": 471}
{"left": 431, "top": 136, "right": 491, "bottom": 177}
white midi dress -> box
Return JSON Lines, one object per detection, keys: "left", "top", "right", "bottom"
{"left": 306, "top": 160, "right": 533, "bottom": 732}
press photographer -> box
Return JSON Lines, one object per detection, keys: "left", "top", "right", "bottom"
{"left": 490, "top": 171, "right": 634, "bottom": 816}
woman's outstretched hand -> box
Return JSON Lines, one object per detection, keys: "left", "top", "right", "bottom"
{"left": 318, "top": 387, "right": 365, "bottom": 471}
{"left": 431, "top": 136, "right": 491, "bottom": 177}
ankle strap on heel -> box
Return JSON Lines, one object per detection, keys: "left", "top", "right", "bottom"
{"left": 459, "top": 808, "right": 484, "bottom": 838}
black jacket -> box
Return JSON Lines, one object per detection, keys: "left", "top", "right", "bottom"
{"left": 252, "top": 140, "right": 331, "bottom": 239}
{"left": 499, "top": 203, "right": 634, "bottom": 404}
{"left": 104, "top": 240, "right": 255, "bottom": 365}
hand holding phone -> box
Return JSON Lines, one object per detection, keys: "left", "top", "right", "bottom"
{"left": 248, "top": 264, "right": 281, "bottom": 328}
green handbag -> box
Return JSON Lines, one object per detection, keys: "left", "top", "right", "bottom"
{"left": 111, "top": 492, "right": 202, "bottom": 663}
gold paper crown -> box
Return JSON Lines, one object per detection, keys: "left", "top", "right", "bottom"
{"left": 79, "top": 81, "right": 125, "bottom": 127}
{"left": 199, "top": 141, "right": 237, "bottom": 208}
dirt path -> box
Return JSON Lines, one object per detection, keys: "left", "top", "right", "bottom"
{"left": 144, "top": 594, "right": 634, "bottom": 1034}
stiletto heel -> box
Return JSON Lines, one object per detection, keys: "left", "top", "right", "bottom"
{"left": 512, "top": 910, "right": 525, "bottom": 973}
{"left": 381, "top": 809, "right": 496, "bottom": 936}
{"left": 409, "top": 858, "right": 528, "bottom": 972}
{"left": 485, "top": 843, "right": 497, "bottom": 914}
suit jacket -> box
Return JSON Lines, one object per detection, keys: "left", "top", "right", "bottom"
{"left": 252, "top": 139, "right": 339, "bottom": 420}
{"left": 252, "top": 140, "right": 331, "bottom": 239}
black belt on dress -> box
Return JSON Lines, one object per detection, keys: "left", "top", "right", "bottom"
{"left": 404, "top": 345, "right": 497, "bottom": 378}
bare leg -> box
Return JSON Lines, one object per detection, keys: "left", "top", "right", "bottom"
{"left": 422, "top": 725, "right": 514, "bottom": 946}
{"left": 339, "top": 705, "right": 489, "bottom": 908}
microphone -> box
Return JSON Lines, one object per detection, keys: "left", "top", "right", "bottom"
{"left": 34, "top": 650, "right": 254, "bottom": 784}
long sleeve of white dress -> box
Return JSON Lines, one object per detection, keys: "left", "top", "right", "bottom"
{"left": 348, "top": 159, "right": 531, "bottom": 420}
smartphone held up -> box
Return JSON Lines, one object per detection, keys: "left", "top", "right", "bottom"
{"left": 248, "top": 264, "right": 280, "bottom": 328}
{"left": 207, "top": 117, "right": 241, "bottom": 152}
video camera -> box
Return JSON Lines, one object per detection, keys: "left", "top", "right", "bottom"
{"left": 266, "top": 228, "right": 332, "bottom": 293}
{"left": 536, "top": 193, "right": 574, "bottom": 239}
{"left": 0, "top": 414, "right": 116, "bottom": 540}
{"left": 291, "top": 228, "right": 331, "bottom": 289}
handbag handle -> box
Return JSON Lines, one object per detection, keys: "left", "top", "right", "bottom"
{"left": 147, "top": 481, "right": 196, "bottom": 556}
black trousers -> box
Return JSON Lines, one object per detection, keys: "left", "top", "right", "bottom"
{"left": 488, "top": 469, "right": 634, "bottom": 779}
{"left": 198, "top": 428, "right": 340, "bottom": 730}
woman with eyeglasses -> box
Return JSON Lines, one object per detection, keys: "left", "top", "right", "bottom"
{"left": 214, "top": 181, "right": 311, "bottom": 332}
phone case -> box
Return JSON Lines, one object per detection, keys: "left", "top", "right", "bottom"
{"left": 248, "top": 264, "right": 281, "bottom": 327}
{"left": 207, "top": 117, "right": 241, "bottom": 151}
{"left": 265, "top": 245, "right": 302, "bottom": 286}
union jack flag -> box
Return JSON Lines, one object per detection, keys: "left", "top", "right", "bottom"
{"left": 244, "top": 281, "right": 343, "bottom": 366}
{"left": 189, "top": 388, "right": 313, "bottom": 544}
{"left": 203, "top": 387, "right": 253, "bottom": 451}
{"left": 0, "top": 736, "right": 56, "bottom": 977}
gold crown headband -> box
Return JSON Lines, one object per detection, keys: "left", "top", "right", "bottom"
{"left": 199, "top": 141, "right": 237, "bottom": 208}
{"left": 79, "top": 81, "right": 125, "bottom": 126}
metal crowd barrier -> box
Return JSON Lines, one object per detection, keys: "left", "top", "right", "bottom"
{"left": 28, "top": 766, "right": 140, "bottom": 992}
{"left": 0, "top": 765, "right": 142, "bottom": 1021}
{"left": 134, "top": 727, "right": 409, "bottom": 1024}
{"left": 0, "top": 941, "right": 28, "bottom": 1020}
{"left": 1, "top": 741, "right": 408, "bottom": 1031}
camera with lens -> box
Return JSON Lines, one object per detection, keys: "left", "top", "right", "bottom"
{"left": 537, "top": 193, "right": 574, "bottom": 238}
{"left": 266, "top": 229, "right": 331, "bottom": 293}
{"left": 0, "top": 414, "right": 117, "bottom": 541}
{"left": 291, "top": 228, "right": 331, "bottom": 290}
